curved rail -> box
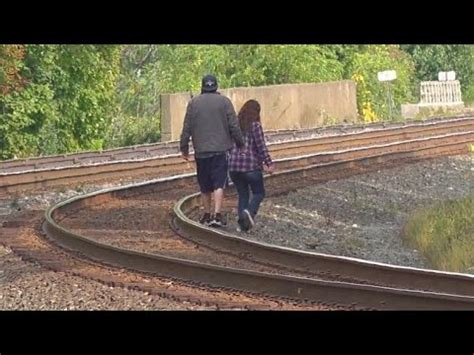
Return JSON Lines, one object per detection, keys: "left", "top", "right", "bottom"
{"left": 42, "top": 121, "right": 474, "bottom": 309}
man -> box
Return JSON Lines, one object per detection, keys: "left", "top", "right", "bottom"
{"left": 180, "top": 74, "right": 244, "bottom": 227}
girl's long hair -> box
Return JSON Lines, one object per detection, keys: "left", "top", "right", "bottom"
{"left": 238, "top": 99, "right": 261, "bottom": 133}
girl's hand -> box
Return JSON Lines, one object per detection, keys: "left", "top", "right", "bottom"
{"left": 264, "top": 164, "right": 274, "bottom": 174}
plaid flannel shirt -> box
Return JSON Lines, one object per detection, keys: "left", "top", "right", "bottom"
{"left": 228, "top": 121, "right": 272, "bottom": 172}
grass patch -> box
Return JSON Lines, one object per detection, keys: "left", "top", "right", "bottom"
{"left": 9, "top": 198, "right": 20, "bottom": 210}
{"left": 414, "top": 106, "right": 465, "bottom": 120}
{"left": 345, "top": 237, "right": 366, "bottom": 250}
{"left": 403, "top": 195, "right": 474, "bottom": 273}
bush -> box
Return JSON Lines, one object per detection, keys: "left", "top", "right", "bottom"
{"left": 347, "top": 45, "right": 416, "bottom": 122}
{"left": 404, "top": 195, "right": 474, "bottom": 273}
{"left": 104, "top": 114, "right": 161, "bottom": 148}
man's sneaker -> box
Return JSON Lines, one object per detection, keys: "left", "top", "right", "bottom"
{"left": 199, "top": 213, "right": 211, "bottom": 226}
{"left": 243, "top": 209, "right": 255, "bottom": 229}
{"left": 209, "top": 213, "right": 226, "bottom": 227}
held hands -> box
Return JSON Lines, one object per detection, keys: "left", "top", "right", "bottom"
{"left": 264, "top": 164, "right": 274, "bottom": 174}
{"left": 181, "top": 152, "right": 190, "bottom": 161}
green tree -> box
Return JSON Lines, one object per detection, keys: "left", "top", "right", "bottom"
{"left": 401, "top": 45, "right": 474, "bottom": 93}
{"left": 0, "top": 45, "right": 120, "bottom": 159}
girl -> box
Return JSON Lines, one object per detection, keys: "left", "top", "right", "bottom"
{"left": 228, "top": 99, "right": 273, "bottom": 232}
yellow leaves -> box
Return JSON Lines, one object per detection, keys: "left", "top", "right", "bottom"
{"left": 362, "top": 102, "right": 377, "bottom": 122}
{"left": 352, "top": 72, "right": 378, "bottom": 122}
{"left": 351, "top": 73, "right": 365, "bottom": 83}
{"left": 0, "top": 45, "right": 26, "bottom": 95}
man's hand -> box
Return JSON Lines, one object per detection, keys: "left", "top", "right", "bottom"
{"left": 181, "top": 152, "right": 190, "bottom": 161}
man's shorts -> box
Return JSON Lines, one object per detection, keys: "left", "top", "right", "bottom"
{"left": 195, "top": 152, "right": 228, "bottom": 193}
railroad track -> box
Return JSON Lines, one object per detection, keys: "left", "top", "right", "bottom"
{"left": 3, "top": 114, "right": 469, "bottom": 172}
{"left": 1, "top": 115, "right": 473, "bottom": 195}
{"left": 32, "top": 117, "right": 474, "bottom": 310}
